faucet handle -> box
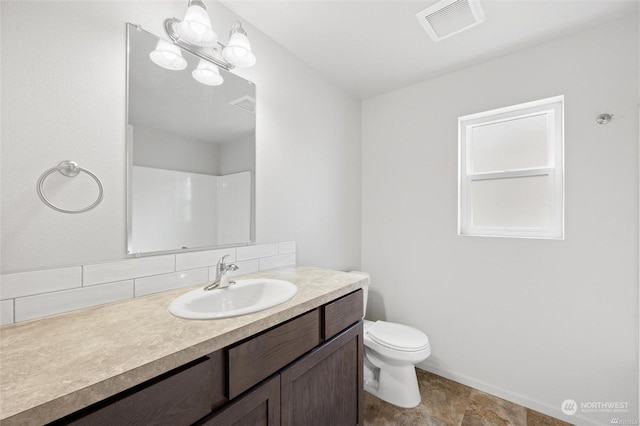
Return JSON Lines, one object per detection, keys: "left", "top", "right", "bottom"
{"left": 217, "top": 254, "right": 231, "bottom": 269}
{"left": 205, "top": 255, "right": 238, "bottom": 291}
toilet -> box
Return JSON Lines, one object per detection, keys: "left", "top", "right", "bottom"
{"left": 350, "top": 271, "right": 431, "bottom": 408}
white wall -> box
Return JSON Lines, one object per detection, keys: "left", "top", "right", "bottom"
{"left": 218, "top": 171, "right": 252, "bottom": 245}
{"left": 133, "top": 125, "right": 221, "bottom": 175}
{"left": 219, "top": 135, "right": 255, "bottom": 175}
{"left": 362, "top": 15, "right": 638, "bottom": 425}
{"left": 130, "top": 166, "right": 219, "bottom": 253}
{"left": 0, "top": 1, "right": 361, "bottom": 274}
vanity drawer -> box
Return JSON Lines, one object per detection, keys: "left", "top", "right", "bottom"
{"left": 227, "top": 309, "right": 321, "bottom": 399}
{"left": 323, "top": 290, "right": 363, "bottom": 340}
{"left": 56, "top": 351, "right": 226, "bottom": 426}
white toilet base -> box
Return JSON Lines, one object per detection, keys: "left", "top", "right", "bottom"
{"left": 363, "top": 362, "right": 421, "bottom": 408}
{"left": 350, "top": 275, "right": 430, "bottom": 410}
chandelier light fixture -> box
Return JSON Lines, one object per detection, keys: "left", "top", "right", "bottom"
{"left": 150, "top": 1, "right": 256, "bottom": 86}
{"left": 163, "top": 0, "right": 256, "bottom": 71}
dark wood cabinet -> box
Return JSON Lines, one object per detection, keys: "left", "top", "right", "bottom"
{"left": 281, "top": 323, "right": 363, "bottom": 426}
{"left": 228, "top": 309, "right": 321, "bottom": 398}
{"left": 323, "top": 289, "right": 363, "bottom": 340}
{"left": 50, "top": 351, "right": 228, "bottom": 426}
{"left": 196, "top": 375, "right": 280, "bottom": 426}
{"left": 50, "top": 290, "right": 363, "bottom": 426}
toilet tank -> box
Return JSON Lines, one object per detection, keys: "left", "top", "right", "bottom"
{"left": 348, "top": 271, "right": 370, "bottom": 319}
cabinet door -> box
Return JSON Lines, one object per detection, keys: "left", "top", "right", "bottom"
{"left": 196, "top": 375, "right": 280, "bottom": 426}
{"left": 281, "top": 322, "right": 363, "bottom": 426}
{"left": 51, "top": 352, "right": 226, "bottom": 426}
{"left": 324, "top": 290, "right": 363, "bottom": 340}
{"left": 228, "top": 309, "right": 321, "bottom": 398}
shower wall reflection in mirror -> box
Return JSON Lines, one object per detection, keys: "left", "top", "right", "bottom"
{"left": 126, "top": 24, "right": 256, "bottom": 254}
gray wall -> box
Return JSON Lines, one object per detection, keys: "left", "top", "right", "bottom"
{"left": 0, "top": 1, "right": 362, "bottom": 273}
{"left": 361, "top": 15, "right": 638, "bottom": 425}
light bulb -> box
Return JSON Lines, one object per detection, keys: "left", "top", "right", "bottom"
{"left": 192, "top": 59, "right": 224, "bottom": 86}
{"left": 149, "top": 39, "right": 187, "bottom": 70}
{"left": 222, "top": 22, "right": 256, "bottom": 68}
{"left": 177, "top": 1, "right": 217, "bottom": 47}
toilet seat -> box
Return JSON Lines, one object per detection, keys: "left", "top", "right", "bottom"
{"left": 350, "top": 271, "right": 432, "bottom": 409}
{"left": 367, "top": 321, "right": 430, "bottom": 352}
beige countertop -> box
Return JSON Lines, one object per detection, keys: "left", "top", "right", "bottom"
{"left": 0, "top": 266, "right": 365, "bottom": 425}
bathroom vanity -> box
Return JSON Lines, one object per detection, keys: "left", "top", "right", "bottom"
{"left": 0, "top": 267, "right": 365, "bottom": 426}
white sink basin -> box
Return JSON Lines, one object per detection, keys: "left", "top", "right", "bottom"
{"left": 168, "top": 279, "right": 297, "bottom": 320}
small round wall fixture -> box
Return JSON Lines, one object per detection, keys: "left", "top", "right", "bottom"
{"left": 36, "top": 160, "right": 104, "bottom": 214}
{"left": 596, "top": 113, "right": 613, "bottom": 125}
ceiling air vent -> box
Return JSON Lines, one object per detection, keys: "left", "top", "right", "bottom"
{"left": 416, "top": 0, "right": 485, "bottom": 42}
{"left": 230, "top": 95, "right": 256, "bottom": 113}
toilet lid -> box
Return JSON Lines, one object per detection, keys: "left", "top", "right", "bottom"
{"left": 367, "top": 321, "right": 429, "bottom": 352}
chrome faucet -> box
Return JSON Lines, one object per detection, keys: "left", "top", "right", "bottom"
{"left": 204, "top": 254, "right": 239, "bottom": 291}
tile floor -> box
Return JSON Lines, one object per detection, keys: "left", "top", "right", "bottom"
{"left": 364, "top": 369, "right": 573, "bottom": 426}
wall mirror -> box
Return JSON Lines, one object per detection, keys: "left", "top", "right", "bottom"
{"left": 126, "top": 23, "right": 256, "bottom": 255}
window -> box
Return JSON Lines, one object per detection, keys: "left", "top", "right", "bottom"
{"left": 458, "top": 96, "right": 564, "bottom": 239}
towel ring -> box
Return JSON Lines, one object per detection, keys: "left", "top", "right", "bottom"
{"left": 37, "top": 161, "right": 104, "bottom": 214}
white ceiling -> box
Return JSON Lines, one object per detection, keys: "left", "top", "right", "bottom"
{"left": 220, "top": 0, "right": 639, "bottom": 99}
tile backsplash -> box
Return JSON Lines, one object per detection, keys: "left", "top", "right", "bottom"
{"left": 0, "top": 242, "right": 296, "bottom": 325}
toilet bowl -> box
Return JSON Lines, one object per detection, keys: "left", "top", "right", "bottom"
{"left": 350, "top": 271, "right": 431, "bottom": 408}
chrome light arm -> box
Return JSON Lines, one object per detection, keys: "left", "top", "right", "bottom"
{"left": 164, "top": 18, "right": 235, "bottom": 70}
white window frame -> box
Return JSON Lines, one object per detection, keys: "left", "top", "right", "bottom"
{"left": 458, "top": 96, "right": 564, "bottom": 239}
